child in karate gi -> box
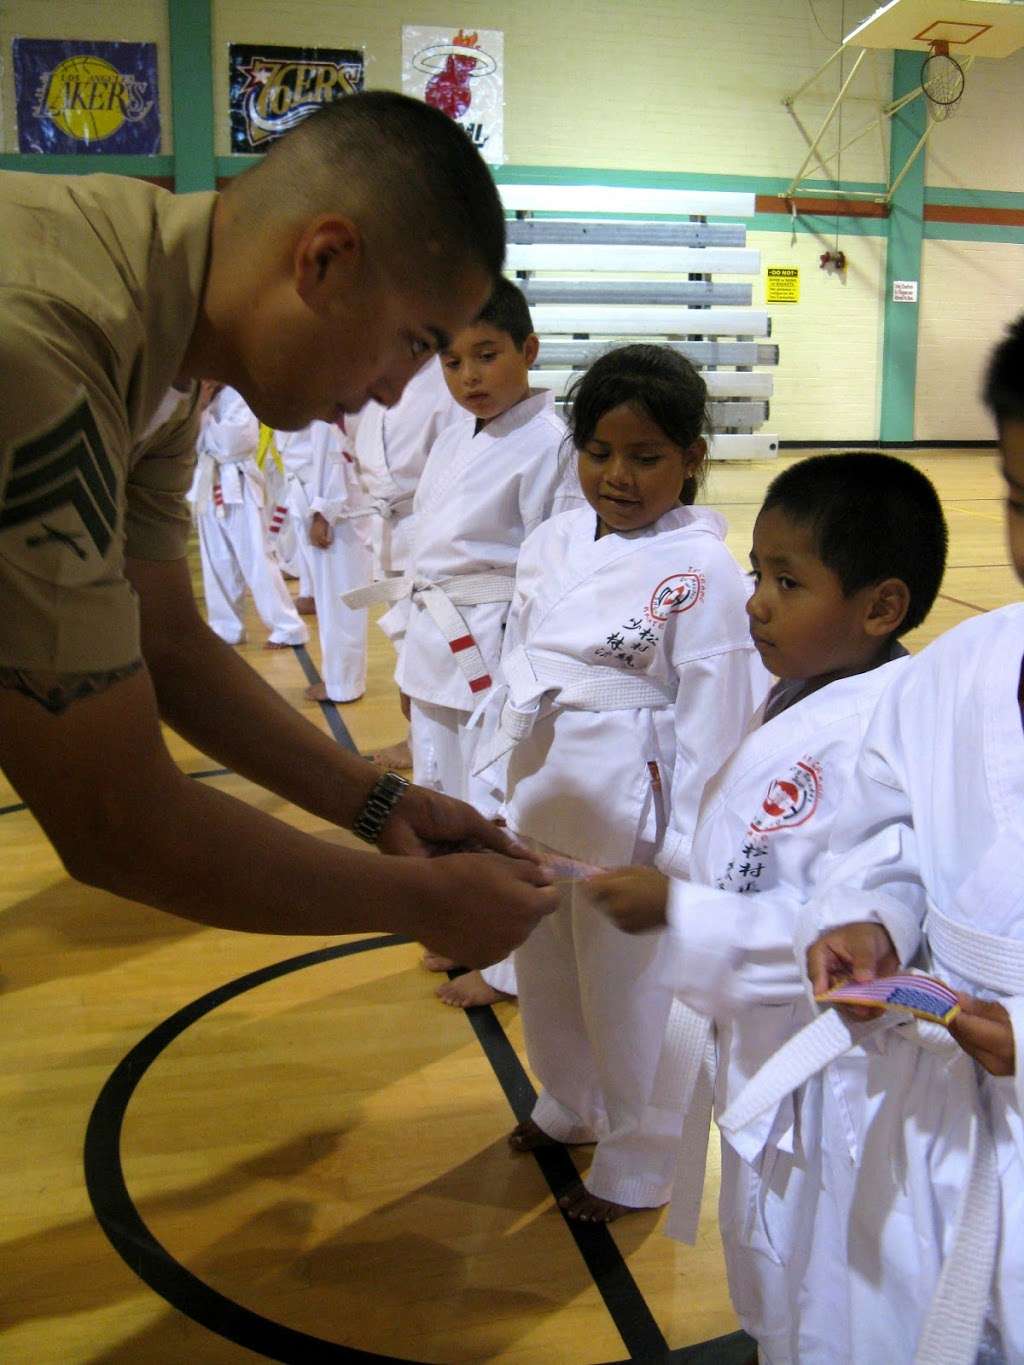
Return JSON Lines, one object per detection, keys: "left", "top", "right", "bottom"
{"left": 474, "top": 343, "right": 769, "bottom": 1221}
{"left": 737, "top": 319, "right": 1024, "bottom": 1365}
{"left": 591, "top": 452, "right": 947, "bottom": 1359}
{"left": 351, "top": 356, "right": 463, "bottom": 768}
{"left": 273, "top": 420, "right": 371, "bottom": 704}
{"left": 190, "top": 383, "right": 308, "bottom": 649}
{"left": 343, "top": 279, "right": 577, "bottom": 1005}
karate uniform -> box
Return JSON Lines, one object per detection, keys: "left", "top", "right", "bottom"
{"left": 655, "top": 650, "right": 908, "bottom": 1363}
{"left": 269, "top": 428, "right": 315, "bottom": 599}
{"left": 476, "top": 502, "right": 769, "bottom": 1206}
{"left": 348, "top": 389, "right": 577, "bottom": 807}
{"left": 352, "top": 356, "right": 462, "bottom": 586}
{"left": 191, "top": 387, "right": 308, "bottom": 647}
{"left": 301, "top": 422, "right": 372, "bottom": 703}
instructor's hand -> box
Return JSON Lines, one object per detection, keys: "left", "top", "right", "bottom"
{"left": 807, "top": 920, "right": 900, "bottom": 1021}
{"left": 378, "top": 782, "right": 538, "bottom": 862}
{"left": 416, "top": 851, "right": 558, "bottom": 967}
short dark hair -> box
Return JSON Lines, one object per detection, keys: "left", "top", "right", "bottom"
{"left": 234, "top": 91, "right": 505, "bottom": 285}
{"left": 565, "top": 344, "right": 711, "bottom": 505}
{"left": 474, "top": 277, "right": 534, "bottom": 347}
{"left": 761, "top": 452, "right": 947, "bottom": 636}
{"left": 983, "top": 314, "right": 1024, "bottom": 428}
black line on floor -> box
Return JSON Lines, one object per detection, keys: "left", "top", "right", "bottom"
{"left": 937, "top": 591, "right": 987, "bottom": 614}
{"left": 292, "top": 643, "right": 359, "bottom": 752}
{"left": 85, "top": 936, "right": 420, "bottom": 1364}
{"left": 457, "top": 978, "right": 670, "bottom": 1361}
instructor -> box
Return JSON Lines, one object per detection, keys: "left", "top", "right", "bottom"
{"left": 0, "top": 92, "right": 555, "bottom": 963}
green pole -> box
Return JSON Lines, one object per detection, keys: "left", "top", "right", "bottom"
{"left": 879, "top": 50, "right": 926, "bottom": 442}
{"left": 168, "top": 0, "right": 215, "bottom": 192}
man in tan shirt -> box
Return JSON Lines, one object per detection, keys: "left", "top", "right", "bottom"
{"left": 0, "top": 92, "right": 555, "bottom": 962}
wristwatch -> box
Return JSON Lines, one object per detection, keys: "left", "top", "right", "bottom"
{"left": 352, "top": 770, "right": 410, "bottom": 845}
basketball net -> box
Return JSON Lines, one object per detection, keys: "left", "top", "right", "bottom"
{"left": 921, "top": 39, "right": 966, "bottom": 121}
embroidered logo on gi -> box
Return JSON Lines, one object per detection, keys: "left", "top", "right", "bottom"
{"left": 750, "top": 758, "right": 823, "bottom": 834}
{"left": 0, "top": 398, "right": 117, "bottom": 558}
{"left": 648, "top": 571, "right": 704, "bottom": 622}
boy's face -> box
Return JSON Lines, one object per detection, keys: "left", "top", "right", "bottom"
{"left": 747, "top": 505, "right": 885, "bottom": 681}
{"left": 1001, "top": 420, "right": 1024, "bottom": 584}
{"left": 441, "top": 323, "right": 537, "bottom": 422}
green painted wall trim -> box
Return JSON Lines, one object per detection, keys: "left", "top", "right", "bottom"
{"left": 923, "top": 222, "right": 1024, "bottom": 244}
{"left": 925, "top": 187, "right": 1024, "bottom": 209}
{"left": 879, "top": 53, "right": 926, "bottom": 443}
{"left": 169, "top": 0, "right": 215, "bottom": 192}
{"left": 0, "top": 154, "right": 175, "bottom": 177}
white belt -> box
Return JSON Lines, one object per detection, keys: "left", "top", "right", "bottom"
{"left": 647, "top": 998, "right": 715, "bottom": 1245}
{"left": 719, "top": 905, "right": 1024, "bottom": 1365}
{"left": 473, "top": 644, "right": 676, "bottom": 773}
{"left": 343, "top": 571, "right": 514, "bottom": 695}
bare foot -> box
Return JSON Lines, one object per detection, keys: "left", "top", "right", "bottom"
{"left": 436, "top": 970, "right": 514, "bottom": 1009}
{"left": 422, "top": 952, "right": 459, "bottom": 972}
{"left": 295, "top": 596, "right": 316, "bottom": 615}
{"left": 264, "top": 640, "right": 294, "bottom": 650}
{"left": 508, "top": 1118, "right": 568, "bottom": 1152}
{"left": 367, "top": 738, "right": 413, "bottom": 770}
{"left": 557, "top": 1183, "right": 645, "bottom": 1223}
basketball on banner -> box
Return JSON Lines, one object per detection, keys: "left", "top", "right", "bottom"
{"left": 402, "top": 26, "right": 504, "bottom": 163}
{"left": 13, "top": 38, "right": 160, "bottom": 153}
{"left": 229, "top": 44, "right": 365, "bottom": 152}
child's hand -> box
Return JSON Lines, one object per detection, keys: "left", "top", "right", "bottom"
{"left": 588, "top": 867, "right": 669, "bottom": 934}
{"left": 949, "top": 996, "right": 1016, "bottom": 1076}
{"left": 807, "top": 921, "right": 900, "bottom": 1020}
{"left": 309, "top": 512, "right": 333, "bottom": 549}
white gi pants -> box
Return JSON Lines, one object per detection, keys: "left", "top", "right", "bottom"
{"left": 516, "top": 885, "right": 680, "bottom": 1206}
{"left": 409, "top": 699, "right": 517, "bottom": 992}
{"left": 307, "top": 521, "right": 371, "bottom": 703}
{"left": 197, "top": 499, "right": 308, "bottom": 646}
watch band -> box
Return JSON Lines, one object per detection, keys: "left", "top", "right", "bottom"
{"left": 352, "top": 770, "right": 410, "bottom": 845}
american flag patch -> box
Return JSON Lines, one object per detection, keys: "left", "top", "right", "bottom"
{"left": 816, "top": 973, "right": 961, "bottom": 1026}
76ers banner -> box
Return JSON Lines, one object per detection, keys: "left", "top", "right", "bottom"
{"left": 228, "top": 44, "right": 365, "bottom": 152}
{"left": 13, "top": 38, "right": 160, "bottom": 153}
{"left": 402, "top": 26, "right": 504, "bottom": 164}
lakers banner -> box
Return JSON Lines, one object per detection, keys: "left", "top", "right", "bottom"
{"left": 13, "top": 38, "right": 160, "bottom": 154}
{"left": 402, "top": 26, "right": 504, "bottom": 164}
{"left": 228, "top": 44, "right": 365, "bottom": 152}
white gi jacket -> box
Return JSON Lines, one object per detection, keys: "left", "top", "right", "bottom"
{"left": 190, "top": 386, "right": 260, "bottom": 514}
{"left": 352, "top": 356, "right": 462, "bottom": 576}
{"left": 480, "top": 502, "right": 770, "bottom": 872}
{"left": 386, "top": 389, "right": 576, "bottom": 713}
{"left": 657, "top": 652, "right": 910, "bottom": 1363}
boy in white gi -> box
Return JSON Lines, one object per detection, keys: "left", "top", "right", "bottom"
{"left": 591, "top": 452, "right": 947, "bottom": 1359}
{"left": 190, "top": 384, "right": 308, "bottom": 649}
{"left": 274, "top": 420, "right": 371, "bottom": 704}
{"left": 475, "top": 344, "right": 770, "bottom": 1220}
{"left": 351, "top": 356, "right": 462, "bottom": 767}
{"left": 733, "top": 319, "right": 1024, "bottom": 1365}
{"left": 344, "top": 279, "right": 576, "bottom": 1004}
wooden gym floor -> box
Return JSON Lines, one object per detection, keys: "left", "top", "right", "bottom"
{"left": 0, "top": 448, "right": 1010, "bottom": 1364}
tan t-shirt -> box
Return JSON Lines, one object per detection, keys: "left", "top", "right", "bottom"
{"left": 0, "top": 171, "right": 216, "bottom": 672}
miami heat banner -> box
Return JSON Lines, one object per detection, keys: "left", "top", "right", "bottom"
{"left": 13, "top": 38, "right": 160, "bottom": 154}
{"left": 228, "top": 44, "right": 365, "bottom": 152}
{"left": 402, "top": 26, "right": 504, "bottom": 164}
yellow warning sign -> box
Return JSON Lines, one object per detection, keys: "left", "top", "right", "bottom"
{"left": 766, "top": 266, "right": 800, "bottom": 303}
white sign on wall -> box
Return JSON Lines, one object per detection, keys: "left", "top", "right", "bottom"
{"left": 892, "top": 279, "right": 919, "bottom": 303}
{"left": 402, "top": 26, "right": 504, "bottom": 163}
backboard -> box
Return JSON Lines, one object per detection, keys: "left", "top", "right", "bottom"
{"left": 845, "top": 0, "right": 1024, "bottom": 57}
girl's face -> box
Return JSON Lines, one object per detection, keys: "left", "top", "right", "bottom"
{"left": 577, "top": 402, "right": 705, "bottom": 536}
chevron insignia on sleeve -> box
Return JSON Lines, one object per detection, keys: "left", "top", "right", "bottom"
{"left": 0, "top": 398, "right": 118, "bottom": 557}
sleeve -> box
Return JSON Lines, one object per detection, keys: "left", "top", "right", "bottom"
{"left": 0, "top": 289, "right": 142, "bottom": 671}
{"left": 657, "top": 645, "right": 767, "bottom": 878}
{"left": 660, "top": 878, "right": 808, "bottom": 1017}
{"left": 125, "top": 393, "right": 201, "bottom": 561}
{"left": 308, "top": 426, "right": 349, "bottom": 524}
{"left": 798, "top": 678, "right": 926, "bottom": 969}
{"left": 518, "top": 426, "right": 575, "bottom": 536}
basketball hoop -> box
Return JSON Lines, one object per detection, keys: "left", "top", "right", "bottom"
{"left": 921, "top": 39, "right": 965, "bottom": 120}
